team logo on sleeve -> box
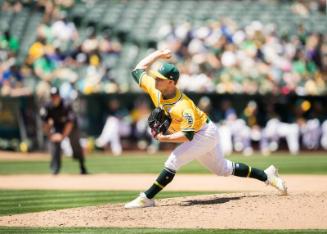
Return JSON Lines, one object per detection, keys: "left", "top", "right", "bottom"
{"left": 183, "top": 112, "right": 193, "bottom": 126}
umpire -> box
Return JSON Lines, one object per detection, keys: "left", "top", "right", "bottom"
{"left": 39, "top": 87, "right": 88, "bottom": 175}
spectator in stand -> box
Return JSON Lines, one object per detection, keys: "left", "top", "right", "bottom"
{"left": 51, "top": 13, "right": 79, "bottom": 50}
{"left": 76, "top": 51, "right": 104, "bottom": 94}
{"left": 0, "top": 64, "right": 22, "bottom": 95}
{"left": 27, "top": 36, "right": 47, "bottom": 65}
{"left": 1, "top": 0, "right": 22, "bottom": 13}
{"left": 37, "top": 0, "right": 75, "bottom": 22}
{"left": 33, "top": 44, "right": 58, "bottom": 99}
{"left": 0, "top": 27, "right": 35, "bottom": 96}
{"left": 0, "top": 31, "right": 19, "bottom": 55}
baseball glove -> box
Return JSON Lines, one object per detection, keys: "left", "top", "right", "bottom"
{"left": 148, "top": 107, "right": 172, "bottom": 137}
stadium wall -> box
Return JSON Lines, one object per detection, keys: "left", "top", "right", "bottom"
{"left": 0, "top": 94, "right": 326, "bottom": 152}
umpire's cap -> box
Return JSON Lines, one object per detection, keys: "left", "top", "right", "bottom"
{"left": 149, "top": 63, "right": 180, "bottom": 82}
{"left": 50, "top": 87, "right": 60, "bottom": 96}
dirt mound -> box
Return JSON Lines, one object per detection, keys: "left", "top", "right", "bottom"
{"left": 1, "top": 192, "right": 326, "bottom": 229}
{"left": 1, "top": 173, "right": 326, "bottom": 229}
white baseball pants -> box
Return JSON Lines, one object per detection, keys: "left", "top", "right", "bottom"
{"left": 165, "top": 121, "right": 233, "bottom": 176}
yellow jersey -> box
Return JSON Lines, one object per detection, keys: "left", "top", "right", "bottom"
{"left": 132, "top": 69, "right": 208, "bottom": 134}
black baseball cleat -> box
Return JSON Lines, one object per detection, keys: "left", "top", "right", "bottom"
{"left": 52, "top": 171, "right": 60, "bottom": 175}
{"left": 80, "top": 167, "right": 89, "bottom": 175}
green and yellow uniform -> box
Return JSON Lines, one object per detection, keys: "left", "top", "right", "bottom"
{"left": 132, "top": 69, "right": 208, "bottom": 140}
{"left": 124, "top": 58, "right": 283, "bottom": 208}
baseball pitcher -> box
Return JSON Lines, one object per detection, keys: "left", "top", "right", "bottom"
{"left": 125, "top": 49, "right": 287, "bottom": 209}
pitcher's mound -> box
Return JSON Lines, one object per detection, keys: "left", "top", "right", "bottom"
{"left": 1, "top": 192, "right": 326, "bottom": 229}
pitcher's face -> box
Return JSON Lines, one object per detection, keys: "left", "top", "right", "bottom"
{"left": 155, "top": 77, "right": 173, "bottom": 92}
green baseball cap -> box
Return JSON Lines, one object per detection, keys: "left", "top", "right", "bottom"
{"left": 149, "top": 63, "right": 180, "bottom": 82}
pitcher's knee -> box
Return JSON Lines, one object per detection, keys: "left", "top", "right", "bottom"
{"left": 165, "top": 153, "right": 182, "bottom": 172}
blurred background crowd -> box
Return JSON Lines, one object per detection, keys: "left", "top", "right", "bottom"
{"left": 160, "top": 20, "right": 326, "bottom": 95}
{"left": 0, "top": 0, "right": 326, "bottom": 154}
{"left": 1, "top": 0, "right": 326, "bottom": 97}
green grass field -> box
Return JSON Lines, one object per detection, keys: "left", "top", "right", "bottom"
{"left": 0, "top": 190, "right": 216, "bottom": 216}
{"left": 0, "top": 152, "right": 326, "bottom": 233}
{"left": 0, "top": 152, "right": 326, "bottom": 175}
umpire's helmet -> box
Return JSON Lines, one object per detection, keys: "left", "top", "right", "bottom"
{"left": 50, "top": 87, "right": 60, "bottom": 96}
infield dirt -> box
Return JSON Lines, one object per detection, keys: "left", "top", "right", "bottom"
{"left": 0, "top": 174, "right": 326, "bottom": 229}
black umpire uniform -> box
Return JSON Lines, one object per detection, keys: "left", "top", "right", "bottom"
{"left": 40, "top": 87, "right": 88, "bottom": 175}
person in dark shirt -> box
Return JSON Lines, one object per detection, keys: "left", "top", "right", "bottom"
{"left": 39, "top": 87, "right": 88, "bottom": 175}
